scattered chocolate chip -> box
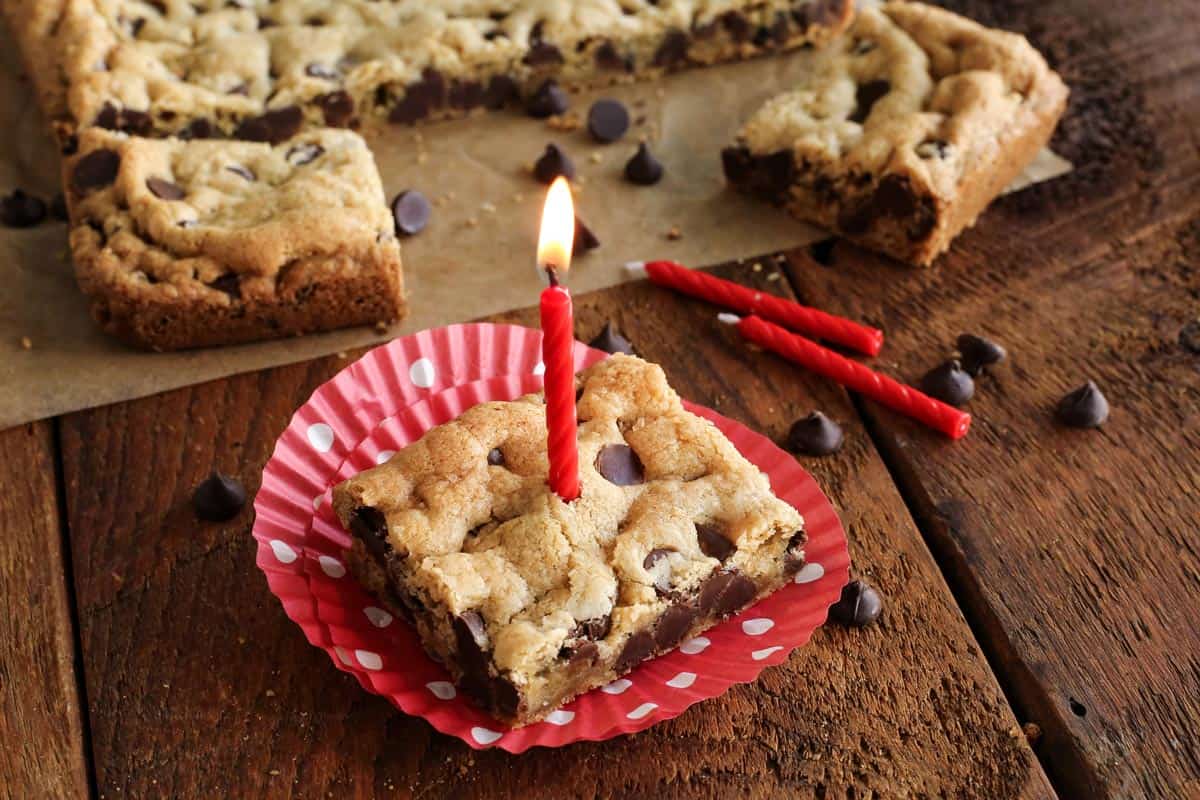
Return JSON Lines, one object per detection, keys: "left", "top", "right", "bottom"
{"left": 191, "top": 471, "right": 246, "bottom": 521}
{"left": 920, "top": 360, "right": 975, "bottom": 407}
{"left": 588, "top": 321, "right": 634, "bottom": 355}
{"left": 956, "top": 333, "right": 1007, "bottom": 376}
{"left": 696, "top": 522, "right": 735, "bottom": 562}
{"left": 286, "top": 143, "right": 325, "bottom": 166}
{"left": 654, "top": 603, "right": 698, "bottom": 650}
{"left": 235, "top": 105, "right": 303, "bottom": 145}
{"left": 787, "top": 411, "right": 844, "bottom": 456}
{"left": 533, "top": 143, "right": 575, "bottom": 184}
{"left": 849, "top": 79, "right": 890, "bottom": 124}
{"left": 487, "top": 447, "right": 505, "bottom": 466}
{"left": 482, "top": 75, "right": 519, "bottom": 110}
{"left": 573, "top": 217, "right": 600, "bottom": 256}
{"left": 595, "top": 41, "right": 632, "bottom": 71}
{"left": 595, "top": 443, "right": 645, "bottom": 486}
{"left": 829, "top": 579, "right": 882, "bottom": 627}
{"left": 50, "top": 193, "right": 69, "bottom": 222}
{"left": 809, "top": 237, "right": 836, "bottom": 266}
{"left": 1, "top": 189, "right": 47, "bottom": 228}
{"left": 349, "top": 505, "right": 389, "bottom": 559}
{"left": 782, "top": 530, "right": 807, "bottom": 574}
{"left": 1056, "top": 381, "right": 1109, "bottom": 428}
{"left": 698, "top": 570, "right": 757, "bottom": 616}
{"left": 391, "top": 190, "right": 432, "bottom": 236}
{"left": 624, "top": 142, "right": 663, "bottom": 186}
{"left": 1180, "top": 321, "right": 1200, "bottom": 354}
{"left": 315, "top": 90, "right": 355, "bottom": 127}
{"left": 615, "top": 631, "right": 655, "bottom": 673}
{"left": 180, "top": 117, "right": 216, "bottom": 140}
{"left": 146, "top": 177, "right": 185, "bottom": 200}
{"left": 525, "top": 79, "right": 569, "bottom": 118}
{"left": 586, "top": 99, "right": 629, "bottom": 143}
{"left": 653, "top": 29, "right": 690, "bottom": 67}
{"left": 71, "top": 149, "right": 121, "bottom": 195}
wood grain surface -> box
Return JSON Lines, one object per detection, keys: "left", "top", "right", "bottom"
{"left": 58, "top": 263, "right": 1050, "bottom": 799}
{"left": 0, "top": 422, "right": 90, "bottom": 800}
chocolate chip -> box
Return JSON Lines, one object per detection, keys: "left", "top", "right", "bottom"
{"left": 349, "top": 505, "right": 389, "bottom": 559}
{"left": 304, "top": 62, "right": 339, "bottom": 80}
{"left": 316, "top": 90, "right": 355, "bottom": 126}
{"left": 448, "top": 80, "right": 484, "bottom": 110}
{"left": 487, "top": 447, "right": 505, "bottom": 466}
{"left": 453, "top": 611, "right": 491, "bottom": 699}
{"left": 624, "top": 142, "right": 663, "bottom": 186}
{"left": 828, "top": 579, "right": 882, "bottom": 627}
{"left": 595, "top": 443, "right": 645, "bottom": 486}
{"left": 565, "top": 640, "right": 599, "bottom": 666}
{"left": 838, "top": 175, "right": 936, "bottom": 241}
{"left": 587, "top": 99, "right": 629, "bottom": 143}
{"left": 533, "top": 143, "right": 575, "bottom": 184}
{"left": 595, "top": 41, "right": 632, "bottom": 71}
{"left": 191, "top": 471, "right": 246, "bottom": 521}
{"left": 286, "top": 143, "right": 324, "bottom": 166}
{"left": 1, "top": 189, "right": 47, "bottom": 228}
{"left": 525, "top": 79, "right": 569, "bottom": 118}
{"left": 783, "top": 530, "right": 807, "bottom": 574}
{"left": 653, "top": 29, "right": 689, "bottom": 67}
{"left": 235, "top": 105, "right": 303, "bottom": 144}
{"left": 226, "top": 164, "right": 255, "bottom": 181}
{"left": 956, "top": 333, "right": 1007, "bottom": 376}
{"left": 391, "top": 190, "right": 431, "bottom": 235}
{"left": 787, "top": 411, "right": 844, "bottom": 456}
{"left": 920, "top": 360, "right": 975, "bottom": 407}
{"left": 1057, "top": 381, "right": 1109, "bottom": 428}
{"left": 573, "top": 217, "right": 600, "bottom": 256}
{"left": 146, "top": 177, "right": 185, "bottom": 200}
{"left": 524, "top": 41, "right": 563, "bottom": 67}
{"left": 698, "top": 570, "right": 757, "bottom": 616}
{"left": 490, "top": 676, "right": 521, "bottom": 718}
{"left": 482, "top": 75, "right": 519, "bottom": 110}
{"left": 180, "top": 117, "right": 216, "bottom": 140}
{"left": 577, "top": 614, "right": 612, "bottom": 641}
{"left": 208, "top": 273, "right": 240, "bottom": 298}
{"left": 50, "top": 193, "right": 69, "bottom": 222}
{"left": 849, "top": 79, "right": 890, "bottom": 124}
{"left": 1180, "top": 320, "right": 1200, "bottom": 354}
{"left": 71, "top": 149, "right": 121, "bottom": 195}
{"left": 588, "top": 321, "right": 634, "bottom": 355}
{"left": 654, "top": 603, "right": 698, "bottom": 650}
{"left": 721, "top": 11, "right": 752, "bottom": 41}
{"left": 615, "top": 630, "right": 655, "bottom": 674}
{"left": 721, "top": 147, "right": 794, "bottom": 201}
{"left": 695, "top": 522, "right": 735, "bottom": 562}
{"left": 643, "top": 547, "right": 674, "bottom": 572}
{"left": 809, "top": 237, "right": 836, "bottom": 266}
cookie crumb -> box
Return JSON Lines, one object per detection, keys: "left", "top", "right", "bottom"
{"left": 19, "top": 336, "right": 32, "bottom": 350}
{"left": 752, "top": 262, "right": 763, "bottom": 272}
{"left": 767, "top": 272, "right": 782, "bottom": 282}
{"left": 480, "top": 201, "right": 497, "bottom": 213}
{"left": 374, "top": 321, "right": 389, "bottom": 333}
{"left": 465, "top": 217, "right": 479, "bottom": 228}
{"left": 1022, "top": 722, "right": 1042, "bottom": 745}
{"left": 589, "top": 151, "right": 603, "bottom": 164}
{"left": 666, "top": 225, "right": 682, "bottom": 240}
{"left": 546, "top": 112, "right": 582, "bottom": 132}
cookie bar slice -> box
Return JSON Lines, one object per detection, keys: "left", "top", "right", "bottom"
{"left": 722, "top": 2, "right": 1068, "bottom": 265}
{"left": 332, "top": 354, "right": 806, "bottom": 727}
{"left": 39, "top": 0, "right": 854, "bottom": 138}
{"left": 63, "top": 128, "right": 406, "bottom": 350}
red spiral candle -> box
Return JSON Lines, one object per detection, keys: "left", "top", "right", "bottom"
{"left": 642, "top": 259, "right": 883, "bottom": 357}
{"left": 540, "top": 272, "right": 580, "bottom": 500}
{"left": 727, "top": 314, "right": 970, "bottom": 439}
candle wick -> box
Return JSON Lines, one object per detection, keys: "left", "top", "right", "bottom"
{"left": 545, "top": 266, "right": 560, "bottom": 287}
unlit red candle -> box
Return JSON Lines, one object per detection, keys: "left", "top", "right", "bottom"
{"left": 724, "top": 313, "right": 970, "bottom": 440}
{"left": 639, "top": 259, "right": 884, "bottom": 357}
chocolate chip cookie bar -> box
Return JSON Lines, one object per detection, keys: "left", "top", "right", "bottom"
{"left": 722, "top": 2, "right": 1068, "bottom": 265}
{"left": 63, "top": 127, "right": 406, "bottom": 350}
{"left": 332, "top": 354, "right": 805, "bottom": 727}
{"left": 22, "top": 0, "right": 853, "bottom": 139}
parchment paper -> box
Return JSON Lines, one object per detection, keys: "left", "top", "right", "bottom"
{"left": 0, "top": 23, "right": 1071, "bottom": 430}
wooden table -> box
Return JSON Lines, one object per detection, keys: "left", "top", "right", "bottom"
{"left": 3, "top": 1, "right": 1198, "bottom": 797}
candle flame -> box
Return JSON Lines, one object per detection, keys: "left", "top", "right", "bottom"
{"left": 537, "top": 176, "right": 574, "bottom": 276}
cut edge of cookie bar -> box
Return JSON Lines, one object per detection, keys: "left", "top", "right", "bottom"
{"left": 38, "top": 0, "right": 854, "bottom": 139}
{"left": 722, "top": 1, "right": 1069, "bottom": 266}
{"left": 62, "top": 127, "right": 406, "bottom": 351}
{"left": 332, "top": 354, "right": 806, "bottom": 727}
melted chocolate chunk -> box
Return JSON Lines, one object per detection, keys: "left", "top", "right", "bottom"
{"left": 698, "top": 570, "right": 756, "bottom": 616}
{"left": 391, "top": 190, "right": 432, "bottom": 235}
{"left": 286, "top": 143, "right": 325, "bottom": 166}
{"left": 180, "top": 117, "right": 217, "bottom": 140}
{"left": 588, "top": 321, "right": 634, "bottom": 355}
{"left": 595, "top": 41, "right": 633, "bottom": 71}
{"left": 146, "top": 177, "right": 185, "bottom": 200}
{"left": 486, "top": 447, "right": 505, "bottom": 466}
{"left": 208, "top": 274, "right": 240, "bottom": 298}
{"left": 956, "top": 333, "right": 1007, "bottom": 377}
{"left": 595, "top": 444, "right": 645, "bottom": 486}
{"left": 1057, "top": 381, "right": 1109, "bottom": 428}
{"left": 50, "top": 193, "right": 69, "bottom": 222}
{"left": 615, "top": 630, "right": 655, "bottom": 674}
{"left": 624, "top": 142, "right": 664, "bottom": 186}
{"left": 721, "top": 147, "right": 795, "bottom": 202}
{"left": 349, "top": 506, "right": 390, "bottom": 559}
{"left": 695, "top": 522, "right": 735, "bottom": 562}
{"left": 71, "top": 149, "right": 121, "bottom": 195}
{"left": 837, "top": 175, "right": 936, "bottom": 241}
{"left": 828, "top": 579, "right": 882, "bottom": 627}
{"left": 920, "top": 360, "right": 975, "bottom": 407}
{"left": 721, "top": 11, "right": 752, "bottom": 42}
{"left": 388, "top": 69, "right": 447, "bottom": 124}
{"left": 449, "top": 80, "right": 484, "bottom": 110}
{"left": 316, "top": 90, "right": 355, "bottom": 126}
{"left": 533, "top": 143, "right": 576, "bottom": 183}
{"left": 654, "top": 604, "right": 698, "bottom": 650}
{"left": 573, "top": 217, "right": 601, "bottom": 256}
{"left": 483, "top": 75, "right": 519, "bottom": 110}
{"left": 523, "top": 21, "right": 563, "bottom": 66}
{"left": 235, "top": 105, "right": 303, "bottom": 144}
{"left": 643, "top": 547, "right": 674, "bottom": 572}
{"left": 191, "top": 471, "right": 246, "bottom": 521}
{"left": 453, "top": 611, "right": 489, "bottom": 669}
{"left": 783, "top": 531, "right": 807, "bottom": 574}
{"left": 787, "top": 411, "right": 844, "bottom": 456}
{"left": 1, "top": 189, "right": 47, "bottom": 228}
{"left": 566, "top": 640, "right": 599, "bottom": 667}
{"left": 653, "top": 29, "right": 690, "bottom": 67}
{"left": 849, "top": 80, "right": 890, "bottom": 124}
{"left": 526, "top": 79, "right": 569, "bottom": 118}
{"left": 587, "top": 99, "right": 630, "bottom": 143}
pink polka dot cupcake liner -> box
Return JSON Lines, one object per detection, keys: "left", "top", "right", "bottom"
{"left": 252, "top": 323, "right": 850, "bottom": 752}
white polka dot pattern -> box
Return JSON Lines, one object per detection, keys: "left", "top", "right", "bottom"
{"left": 532, "top": 361, "right": 546, "bottom": 376}
{"left": 666, "top": 672, "right": 697, "bottom": 689}
{"left": 626, "top": 702, "right": 657, "bottom": 720}
{"left": 318, "top": 556, "right": 346, "bottom": 578}
{"left": 363, "top": 607, "right": 394, "bottom": 628}
{"left": 741, "top": 618, "right": 775, "bottom": 636}
{"left": 409, "top": 358, "right": 436, "bottom": 388}
{"left": 375, "top": 450, "right": 396, "bottom": 465}
{"left": 601, "top": 679, "right": 632, "bottom": 695}
{"left": 355, "top": 650, "right": 382, "bottom": 670}
{"left": 471, "top": 727, "right": 503, "bottom": 745}
{"left": 752, "top": 646, "right": 783, "bottom": 661}
{"left": 306, "top": 422, "right": 334, "bottom": 453}
{"left": 545, "top": 710, "right": 575, "bottom": 726}
{"left": 794, "top": 562, "right": 825, "bottom": 584}
{"left": 269, "top": 540, "right": 298, "bottom": 564}
{"left": 426, "top": 681, "right": 456, "bottom": 700}
{"left": 679, "top": 637, "right": 710, "bottom": 655}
